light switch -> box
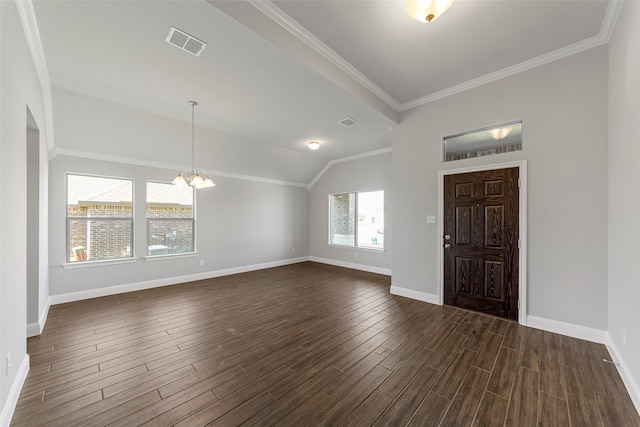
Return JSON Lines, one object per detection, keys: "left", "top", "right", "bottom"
{"left": 427, "top": 215, "right": 436, "bottom": 223}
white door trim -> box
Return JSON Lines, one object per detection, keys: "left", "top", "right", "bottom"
{"left": 437, "top": 160, "right": 528, "bottom": 325}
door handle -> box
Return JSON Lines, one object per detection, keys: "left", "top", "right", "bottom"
{"left": 444, "top": 243, "right": 451, "bottom": 249}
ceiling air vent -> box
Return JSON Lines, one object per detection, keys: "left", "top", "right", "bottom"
{"left": 338, "top": 117, "right": 359, "bottom": 127}
{"left": 166, "top": 27, "right": 206, "bottom": 56}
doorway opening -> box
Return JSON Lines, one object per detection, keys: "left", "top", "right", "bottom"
{"left": 26, "top": 108, "right": 41, "bottom": 335}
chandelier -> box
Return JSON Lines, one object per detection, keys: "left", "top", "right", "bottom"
{"left": 172, "top": 100, "right": 215, "bottom": 189}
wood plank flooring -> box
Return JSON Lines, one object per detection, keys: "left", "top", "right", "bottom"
{"left": 13, "top": 262, "right": 640, "bottom": 426}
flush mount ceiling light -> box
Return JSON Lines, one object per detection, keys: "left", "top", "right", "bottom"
{"left": 407, "top": 0, "right": 455, "bottom": 23}
{"left": 308, "top": 141, "right": 320, "bottom": 150}
{"left": 490, "top": 127, "right": 511, "bottom": 140}
{"left": 172, "top": 101, "right": 215, "bottom": 189}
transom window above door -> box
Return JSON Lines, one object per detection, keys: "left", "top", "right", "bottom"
{"left": 443, "top": 120, "right": 523, "bottom": 162}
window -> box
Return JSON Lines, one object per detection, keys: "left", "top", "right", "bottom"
{"left": 443, "top": 120, "right": 522, "bottom": 162}
{"left": 330, "top": 190, "right": 384, "bottom": 250}
{"left": 66, "top": 174, "right": 133, "bottom": 263}
{"left": 146, "top": 181, "right": 194, "bottom": 256}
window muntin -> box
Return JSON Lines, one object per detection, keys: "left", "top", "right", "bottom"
{"left": 330, "top": 190, "right": 384, "bottom": 250}
{"left": 146, "top": 181, "right": 194, "bottom": 256}
{"left": 66, "top": 174, "right": 133, "bottom": 263}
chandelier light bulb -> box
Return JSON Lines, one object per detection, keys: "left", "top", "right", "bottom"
{"left": 490, "top": 128, "right": 511, "bottom": 140}
{"left": 172, "top": 173, "right": 188, "bottom": 187}
{"left": 406, "top": 0, "right": 455, "bottom": 23}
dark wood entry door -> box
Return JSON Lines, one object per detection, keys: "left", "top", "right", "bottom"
{"left": 443, "top": 167, "right": 519, "bottom": 320}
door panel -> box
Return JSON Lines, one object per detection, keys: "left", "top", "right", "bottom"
{"left": 456, "top": 206, "right": 472, "bottom": 244}
{"left": 484, "top": 205, "right": 504, "bottom": 248}
{"left": 444, "top": 167, "right": 519, "bottom": 320}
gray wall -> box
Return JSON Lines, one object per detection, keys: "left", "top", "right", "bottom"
{"left": 0, "top": 0, "right": 50, "bottom": 419}
{"left": 392, "top": 46, "right": 609, "bottom": 330}
{"left": 608, "top": 0, "right": 640, "bottom": 406}
{"left": 49, "top": 154, "right": 309, "bottom": 297}
{"left": 48, "top": 87, "right": 310, "bottom": 298}
{"left": 308, "top": 151, "right": 392, "bottom": 273}
{"left": 52, "top": 87, "right": 326, "bottom": 185}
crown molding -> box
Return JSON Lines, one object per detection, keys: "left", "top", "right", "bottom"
{"left": 248, "top": 0, "right": 400, "bottom": 112}
{"left": 55, "top": 146, "right": 393, "bottom": 191}
{"left": 600, "top": 0, "right": 624, "bottom": 41}
{"left": 399, "top": 33, "right": 610, "bottom": 111}
{"left": 307, "top": 147, "right": 392, "bottom": 190}
{"left": 15, "top": 0, "right": 56, "bottom": 151}
{"left": 253, "top": 0, "right": 623, "bottom": 114}
{"left": 54, "top": 148, "right": 309, "bottom": 188}
{"left": 400, "top": 0, "right": 623, "bottom": 111}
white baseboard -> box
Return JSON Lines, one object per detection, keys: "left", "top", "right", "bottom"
{"left": 49, "top": 256, "right": 391, "bottom": 306}
{"left": 0, "top": 354, "right": 30, "bottom": 427}
{"left": 526, "top": 315, "right": 607, "bottom": 344}
{"left": 389, "top": 285, "right": 440, "bottom": 305}
{"left": 26, "top": 322, "right": 40, "bottom": 338}
{"left": 50, "top": 257, "right": 309, "bottom": 305}
{"left": 26, "top": 298, "right": 51, "bottom": 337}
{"left": 605, "top": 334, "right": 640, "bottom": 416}
{"left": 308, "top": 256, "right": 391, "bottom": 276}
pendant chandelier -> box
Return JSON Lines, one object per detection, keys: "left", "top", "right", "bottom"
{"left": 172, "top": 100, "right": 215, "bottom": 189}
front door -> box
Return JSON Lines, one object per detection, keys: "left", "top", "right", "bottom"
{"left": 443, "top": 167, "right": 519, "bottom": 320}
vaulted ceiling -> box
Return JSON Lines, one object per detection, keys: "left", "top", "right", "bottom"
{"left": 32, "top": 0, "right": 615, "bottom": 181}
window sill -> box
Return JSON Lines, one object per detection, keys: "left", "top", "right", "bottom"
{"left": 328, "top": 244, "right": 384, "bottom": 253}
{"left": 144, "top": 252, "right": 198, "bottom": 262}
{"left": 63, "top": 258, "right": 138, "bottom": 269}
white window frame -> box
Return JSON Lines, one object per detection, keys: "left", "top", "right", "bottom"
{"left": 328, "top": 190, "right": 384, "bottom": 251}
{"left": 145, "top": 180, "right": 196, "bottom": 258}
{"left": 65, "top": 173, "right": 134, "bottom": 264}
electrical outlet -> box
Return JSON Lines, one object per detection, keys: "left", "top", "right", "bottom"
{"left": 6, "top": 352, "right": 11, "bottom": 376}
{"left": 291, "top": 248, "right": 295, "bottom": 254}
{"left": 199, "top": 259, "right": 205, "bottom": 266}
{"left": 623, "top": 328, "right": 627, "bottom": 346}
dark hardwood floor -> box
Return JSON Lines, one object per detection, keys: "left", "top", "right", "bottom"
{"left": 13, "top": 262, "right": 640, "bottom": 426}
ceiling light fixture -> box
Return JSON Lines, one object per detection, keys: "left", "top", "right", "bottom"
{"left": 172, "top": 101, "right": 215, "bottom": 189}
{"left": 490, "top": 128, "right": 511, "bottom": 140}
{"left": 308, "top": 141, "right": 320, "bottom": 150}
{"left": 406, "top": 0, "right": 455, "bottom": 23}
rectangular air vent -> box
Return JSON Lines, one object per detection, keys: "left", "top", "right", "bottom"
{"left": 338, "top": 117, "right": 359, "bottom": 127}
{"left": 166, "top": 27, "right": 206, "bottom": 56}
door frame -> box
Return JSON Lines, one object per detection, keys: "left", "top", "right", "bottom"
{"left": 437, "top": 160, "right": 528, "bottom": 325}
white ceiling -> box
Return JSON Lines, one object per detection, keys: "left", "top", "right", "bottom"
{"left": 271, "top": 0, "right": 609, "bottom": 106}
{"left": 32, "top": 0, "right": 613, "bottom": 181}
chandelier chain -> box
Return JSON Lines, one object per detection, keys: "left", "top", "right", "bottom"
{"left": 190, "top": 100, "right": 197, "bottom": 173}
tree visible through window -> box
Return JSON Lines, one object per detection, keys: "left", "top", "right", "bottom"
{"left": 146, "top": 181, "right": 194, "bottom": 256}
{"left": 330, "top": 190, "right": 384, "bottom": 250}
{"left": 66, "top": 174, "right": 133, "bottom": 263}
